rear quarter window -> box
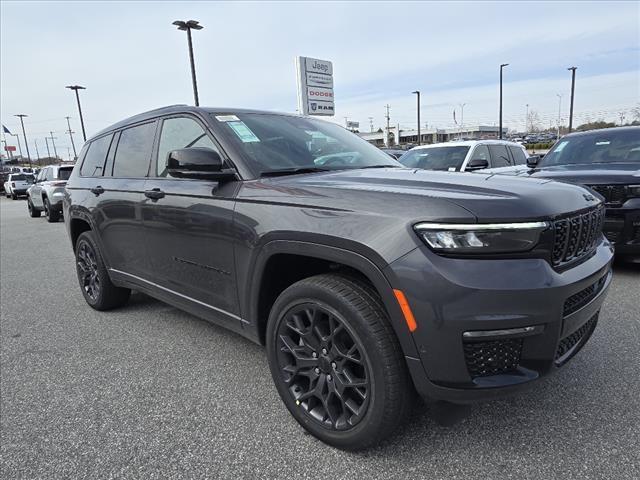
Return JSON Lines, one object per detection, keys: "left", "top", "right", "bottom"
{"left": 112, "top": 122, "right": 156, "bottom": 178}
{"left": 508, "top": 146, "right": 527, "bottom": 165}
{"left": 80, "top": 134, "right": 113, "bottom": 177}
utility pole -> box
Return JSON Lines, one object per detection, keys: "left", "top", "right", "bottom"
{"left": 385, "top": 104, "right": 391, "bottom": 146}
{"left": 66, "top": 85, "right": 87, "bottom": 141}
{"left": 368, "top": 117, "right": 374, "bottom": 132}
{"left": 45, "top": 137, "right": 51, "bottom": 159}
{"left": 556, "top": 94, "right": 562, "bottom": 140}
{"left": 525, "top": 104, "right": 529, "bottom": 134}
{"left": 459, "top": 103, "right": 466, "bottom": 139}
{"left": 14, "top": 114, "right": 32, "bottom": 167}
{"left": 499, "top": 63, "right": 509, "bottom": 139}
{"left": 412, "top": 91, "right": 421, "bottom": 145}
{"left": 49, "top": 132, "right": 58, "bottom": 159}
{"left": 34, "top": 139, "right": 40, "bottom": 164}
{"left": 10, "top": 133, "right": 23, "bottom": 159}
{"left": 567, "top": 66, "right": 577, "bottom": 132}
{"left": 65, "top": 116, "right": 77, "bottom": 158}
{"left": 619, "top": 111, "right": 626, "bottom": 126}
{"left": 173, "top": 20, "right": 204, "bottom": 106}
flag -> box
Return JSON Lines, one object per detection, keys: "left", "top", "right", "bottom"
{"left": 2, "top": 124, "right": 10, "bottom": 134}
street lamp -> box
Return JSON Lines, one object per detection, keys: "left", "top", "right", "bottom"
{"left": 412, "top": 91, "right": 421, "bottom": 145}
{"left": 14, "top": 114, "right": 32, "bottom": 167}
{"left": 567, "top": 67, "right": 577, "bottom": 132}
{"left": 173, "top": 20, "right": 204, "bottom": 106}
{"left": 66, "top": 85, "right": 87, "bottom": 142}
{"left": 499, "top": 63, "right": 509, "bottom": 139}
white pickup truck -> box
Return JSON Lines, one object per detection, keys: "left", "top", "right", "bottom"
{"left": 4, "top": 173, "right": 35, "bottom": 200}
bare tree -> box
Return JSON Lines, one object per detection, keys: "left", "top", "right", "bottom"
{"left": 527, "top": 110, "right": 542, "bottom": 133}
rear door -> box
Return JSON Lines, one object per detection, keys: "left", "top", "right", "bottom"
{"left": 142, "top": 114, "right": 241, "bottom": 325}
{"left": 30, "top": 168, "right": 46, "bottom": 206}
{"left": 91, "top": 121, "right": 158, "bottom": 279}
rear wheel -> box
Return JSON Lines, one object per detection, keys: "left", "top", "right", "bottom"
{"left": 44, "top": 197, "right": 60, "bottom": 222}
{"left": 266, "top": 273, "right": 413, "bottom": 450}
{"left": 75, "top": 231, "right": 131, "bottom": 310}
{"left": 11, "top": 192, "right": 17, "bottom": 200}
{"left": 27, "top": 198, "right": 41, "bottom": 217}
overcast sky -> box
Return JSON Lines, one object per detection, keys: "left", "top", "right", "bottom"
{"left": 1, "top": 1, "right": 638, "bottom": 158}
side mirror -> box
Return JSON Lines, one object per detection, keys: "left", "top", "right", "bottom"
{"left": 466, "top": 158, "right": 489, "bottom": 171}
{"left": 166, "top": 148, "right": 236, "bottom": 180}
{"left": 527, "top": 155, "right": 540, "bottom": 168}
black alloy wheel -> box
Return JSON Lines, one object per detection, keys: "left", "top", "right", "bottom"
{"left": 76, "top": 239, "right": 101, "bottom": 302}
{"left": 275, "top": 303, "right": 370, "bottom": 431}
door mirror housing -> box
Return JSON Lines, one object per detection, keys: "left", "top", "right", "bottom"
{"left": 527, "top": 155, "right": 541, "bottom": 168}
{"left": 166, "top": 148, "right": 236, "bottom": 180}
{"left": 466, "top": 158, "right": 489, "bottom": 171}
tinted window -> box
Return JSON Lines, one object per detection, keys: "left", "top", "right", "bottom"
{"left": 44, "top": 168, "right": 54, "bottom": 181}
{"left": 57, "top": 167, "right": 73, "bottom": 180}
{"left": 540, "top": 128, "right": 640, "bottom": 167}
{"left": 157, "top": 117, "right": 218, "bottom": 177}
{"left": 399, "top": 146, "right": 469, "bottom": 171}
{"left": 11, "top": 174, "right": 27, "bottom": 181}
{"left": 80, "top": 135, "right": 113, "bottom": 177}
{"left": 112, "top": 122, "right": 156, "bottom": 178}
{"left": 509, "top": 146, "right": 527, "bottom": 165}
{"left": 470, "top": 145, "right": 490, "bottom": 161}
{"left": 488, "top": 145, "right": 511, "bottom": 167}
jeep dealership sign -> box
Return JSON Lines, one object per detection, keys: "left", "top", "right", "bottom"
{"left": 296, "top": 56, "right": 334, "bottom": 116}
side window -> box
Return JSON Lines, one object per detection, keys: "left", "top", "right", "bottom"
{"left": 156, "top": 117, "right": 218, "bottom": 177}
{"left": 80, "top": 134, "right": 113, "bottom": 177}
{"left": 509, "top": 146, "right": 527, "bottom": 165}
{"left": 488, "top": 145, "right": 511, "bottom": 167}
{"left": 36, "top": 169, "right": 46, "bottom": 182}
{"left": 45, "top": 168, "right": 54, "bottom": 181}
{"left": 470, "top": 145, "right": 490, "bottom": 161}
{"left": 112, "top": 122, "right": 156, "bottom": 178}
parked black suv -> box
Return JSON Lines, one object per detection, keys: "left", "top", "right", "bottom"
{"left": 64, "top": 106, "right": 613, "bottom": 449}
{"left": 485, "top": 126, "right": 640, "bottom": 260}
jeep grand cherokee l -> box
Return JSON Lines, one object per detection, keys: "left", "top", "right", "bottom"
{"left": 483, "top": 126, "right": 640, "bottom": 260}
{"left": 63, "top": 106, "right": 613, "bottom": 450}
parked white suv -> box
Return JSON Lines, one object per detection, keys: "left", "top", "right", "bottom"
{"left": 398, "top": 140, "right": 529, "bottom": 172}
{"left": 4, "top": 173, "right": 35, "bottom": 199}
{"left": 27, "top": 165, "right": 74, "bottom": 222}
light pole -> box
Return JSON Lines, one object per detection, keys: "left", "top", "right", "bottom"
{"left": 34, "top": 139, "right": 40, "bottom": 164}
{"left": 556, "top": 94, "right": 562, "bottom": 140}
{"left": 412, "top": 91, "right": 421, "bottom": 145}
{"left": 173, "top": 20, "right": 204, "bottom": 106}
{"left": 65, "top": 116, "right": 77, "bottom": 159}
{"left": 525, "top": 104, "right": 529, "bottom": 134}
{"left": 14, "top": 114, "right": 32, "bottom": 167}
{"left": 499, "top": 63, "right": 509, "bottom": 139}
{"left": 49, "top": 132, "right": 58, "bottom": 159}
{"left": 459, "top": 103, "right": 466, "bottom": 139}
{"left": 567, "top": 67, "right": 577, "bottom": 132}
{"left": 66, "top": 85, "right": 87, "bottom": 142}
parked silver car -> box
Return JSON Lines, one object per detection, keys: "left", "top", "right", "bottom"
{"left": 27, "top": 165, "right": 74, "bottom": 222}
{"left": 398, "top": 140, "right": 530, "bottom": 172}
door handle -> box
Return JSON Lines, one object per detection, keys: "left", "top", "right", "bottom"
{"left": 90, "top": 186, "right": 105, "bottom": 196}
{"left": 144, "top": 188, "right": 165, "bottom": 200}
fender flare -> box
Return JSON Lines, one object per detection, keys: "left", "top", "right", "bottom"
{"left": 246, "top": 239, "right": 419, "bottom": 358}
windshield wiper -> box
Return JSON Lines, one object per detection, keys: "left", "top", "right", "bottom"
{"left": 260, "top": 167, "right": 331, "bottom": 177}
{"left": 356, "top": 164, "right": 401, "bottom": 169}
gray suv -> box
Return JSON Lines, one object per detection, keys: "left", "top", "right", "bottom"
{"left": 27, "top": 165, "right": 74, "bottom": 222}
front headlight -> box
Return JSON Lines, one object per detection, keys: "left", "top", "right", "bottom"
{"left": 628, "top": 185, "right": 640, "bottom": 198}
{"left": 414, "top": 221, "right": 549, "bottom": 254}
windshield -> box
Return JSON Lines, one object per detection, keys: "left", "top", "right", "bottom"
{"left": 398, "top": 146, "right": 470, "bottom": 171}
{"left": 540, "top": 128, "right": 640, "bottom": 167}
{"left": 211, "top": 113, "right": 401, "bottom": 175}
{"left": 58, "top": 167, "right": 73, "bottom": 180}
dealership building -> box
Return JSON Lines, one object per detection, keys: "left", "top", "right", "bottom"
{"left": 358, "top": 125, "right": 508, "bottom": 147}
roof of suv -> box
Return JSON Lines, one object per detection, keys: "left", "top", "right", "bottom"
{"left": 90, "top": 105, "right": 299, "bottom": 141}
{"left": 409, "top": 139, "right": 525, "bottom": 151}
{"left": 557, "top": 125, "right": 639, "bottom": 138}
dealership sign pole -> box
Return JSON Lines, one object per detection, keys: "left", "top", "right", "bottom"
{"left": 296, "top": 56, "right": 334, "bottom": 116}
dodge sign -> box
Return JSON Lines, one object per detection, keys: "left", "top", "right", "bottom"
{"left": 296, "top": 56, "right": 335, "bottom": 116}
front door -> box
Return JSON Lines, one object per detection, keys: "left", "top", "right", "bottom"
{"left": 142, "top": 115, "right": 240, "bottom": 324}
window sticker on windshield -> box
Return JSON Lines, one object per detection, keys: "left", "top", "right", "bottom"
{"left": 228, "top": 121, "right": 260, "bottom": 143}
{"left": 448, "top": 167, "right": 456, "bottom": 172}
{"left": 215, "top": 115, "right": 240, "bottom": 122}
{"left": 555, "top": 141, "right": 568, "bottom": 152}
{"left": 595, "top": 140, "right": 611, "bottom": 145}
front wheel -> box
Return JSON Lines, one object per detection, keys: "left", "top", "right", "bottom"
{"left": 75, "top": 231, "right": 131, "bottom": 310}
{"left": 266, "top": 274, "right": 414, "bottom": 450}
{"left": 27, "top": 198, "right": 41, "bottom": 217}
{"left": 44, "top": 197, "right": 60, "bottom": 222}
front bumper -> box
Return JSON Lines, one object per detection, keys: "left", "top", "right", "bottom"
{"left": 602, "top": 201, "right": 640, "bottom": 256}
{"left": 386, "top": 239, "right": 614, "bottom": 403}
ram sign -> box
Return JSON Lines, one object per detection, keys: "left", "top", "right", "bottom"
{"left": 295, "top": 56, "right": 335, "bottom": 116}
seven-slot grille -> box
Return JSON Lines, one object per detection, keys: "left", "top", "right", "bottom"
{"left": 588, "top": 185, "right": 627, "bottom": 206}
{"left": 552, "top": 205, "right": 605, "bottom": 267}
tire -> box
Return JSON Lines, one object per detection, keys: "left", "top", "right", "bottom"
{"left": 266, "top": 273, "right": 414, "bottom": 450}
{"left": 27, "top": 198, "right": 41, "bottom": 217}
{"left": 75, "top": 231, "right": 131, "bottom": 310}
{"left": 44, "top": 197, "right": 60, "bottom": 222}
{"left": 11, "top": 193, "right": 17, "bottom": 200}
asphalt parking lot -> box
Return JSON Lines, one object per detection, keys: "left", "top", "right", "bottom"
{"left": 1, "top": 196, "right": 639, "bottom": 479}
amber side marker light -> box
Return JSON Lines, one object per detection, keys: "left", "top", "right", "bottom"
{"left": 393, "top": 289, "right": 417, "bottom": 332}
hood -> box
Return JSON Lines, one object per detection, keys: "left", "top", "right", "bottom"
{"left": 237, "top": 168, "right": 601, "bottom": 223}
{"left": 486, "top": 162, "right": 640, "bottom": 185}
